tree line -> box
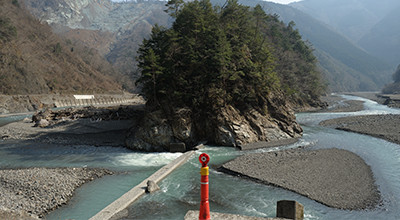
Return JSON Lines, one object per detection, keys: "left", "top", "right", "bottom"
{"left": 137, "top": 0, "right": 325, "bottom": 114}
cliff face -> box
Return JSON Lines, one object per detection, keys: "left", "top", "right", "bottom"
{"left": 23, "top": 0, "right": 111, "bottom": 30}
{"left": 125, "top": 92, "right": 302, "bottom": 152}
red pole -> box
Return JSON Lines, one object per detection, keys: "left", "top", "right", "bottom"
{"left": 199, "top": 153, "right": 210, "bottom": 220}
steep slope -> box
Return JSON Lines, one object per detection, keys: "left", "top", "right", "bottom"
{"left": 0, "top": 0, "right": 122, "bottom": 94}
{"left": 23, "top": 0, "right": 169, "bottom": 90}
{"left": 358, "top": 5, "right": 400, "bottom": 66}
{"left": 238, "top": 0, "right": 392, "bottom": 92}
{"left": 290, "top": 0, "right": 400, "bottom": 43}
{"left": 22, "top": 0, "right": 393, "bottom": 92}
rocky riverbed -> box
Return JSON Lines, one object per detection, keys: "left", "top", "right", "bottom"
{"left": 221, "top": 148, "right": 381, "bottom": 210}
{"left": 0, "top": 105, "right": 144, "bottom": 147}
{"left": 0, "top": 167, "right": 113, "bottom": 219}
{"left": 318, "top": 93, "right": 400, "bottom": 145}
{"left": 319, "top": 95, "right": 365, "bottom": 112}
{"left": 0, "top": 105, "right": 144, "bottom": 219}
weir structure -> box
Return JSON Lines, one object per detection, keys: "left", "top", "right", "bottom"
{"left": 89, "top": 151, "right": 195, "bottom": 220}
{"left": 90, "top": 150, "right": 304, "bottom": 220}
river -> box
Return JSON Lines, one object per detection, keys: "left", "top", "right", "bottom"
{"left": 1, "top": 95, "right": 400, "bottom": 219}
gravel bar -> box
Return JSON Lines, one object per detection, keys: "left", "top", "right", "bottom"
{"left": 220, "top": 148, "right": 380, "bottom": 210}
{"left": 320, "top": 114, "right": 400, "bottom": 145}
{"left": 0, "top": 167, "right": 113, "bottom": 218}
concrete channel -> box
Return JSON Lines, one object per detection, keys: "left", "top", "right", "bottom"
{"left": 89, "top": 151, "right": 196, "bottom": 220}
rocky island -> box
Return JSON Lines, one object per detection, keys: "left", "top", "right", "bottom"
{"left": 126, "top": 0, "right": 325, "bottom": 152}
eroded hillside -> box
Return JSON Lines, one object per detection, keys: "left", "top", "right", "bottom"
{"left": 0, "top": 0, "right": 123, "bottom": 94}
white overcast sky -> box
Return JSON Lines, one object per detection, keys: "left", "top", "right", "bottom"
{"left": 267, "top": 0, "right": 301, "bottom": 4}
{"left": 111, "top": 0, "right": 302, "bottom": 5}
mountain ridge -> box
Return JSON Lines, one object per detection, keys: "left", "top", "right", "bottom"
{"left": 291, "top": 0, "right": 400, "bottom": 67}
{"left": 0, "top": 0, "right": 123, "bottom": 94}
{"left": 20, "top": 0, "right": 394, "bottom": 92}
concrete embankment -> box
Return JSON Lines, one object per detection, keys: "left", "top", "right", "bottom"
{"left": 90, "top": 151, "right": 195, "bottom": 220}
{"left": 184, "top": 210, "right": 288, "bottom": 220}
{"left": 53, "top": 96, "right": 139, "bottom": 108}
{"left": 0, "top": 94, "right": 144, "bottom": 115}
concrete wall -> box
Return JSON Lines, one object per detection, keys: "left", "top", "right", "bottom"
{"left": 54, "top": 98, "right": 138, "bottom": 108}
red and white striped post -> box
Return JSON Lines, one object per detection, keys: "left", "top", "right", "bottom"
{"left": 199, "top": 153, "right": 210, "bottom": 220}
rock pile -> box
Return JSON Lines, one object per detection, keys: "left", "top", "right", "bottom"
{"left": 32, "top": 105, "right": 144, "bottom": 128}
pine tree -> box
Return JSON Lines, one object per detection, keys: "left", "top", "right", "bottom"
{"left": 137, "top": 0, "right": 324, "bottom": 112}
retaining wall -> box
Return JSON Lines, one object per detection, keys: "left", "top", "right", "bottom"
{"left": 54, "top": 98, "right": 138, "bottom": 108}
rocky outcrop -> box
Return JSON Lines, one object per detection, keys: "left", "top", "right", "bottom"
{"left": 126, "top": 93, "right": 303, "bottom": 152}
{"left": 214, "top": 104, "right": 302, "bottom": 147}
{"left": 125, "top": 108, "right": 193, "bottom": 152}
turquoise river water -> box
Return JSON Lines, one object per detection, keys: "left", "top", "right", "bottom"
{"left": 1, "top": 95, "right": 400, "bottom": 220}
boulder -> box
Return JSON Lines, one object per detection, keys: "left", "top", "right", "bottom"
{"left": 146, "top": 180, "right": 160, "bottom": 193}
{"left": 35, "top": 119, "right": 49, "bottom": 128}
{"left": 22, "top": 117, "right": 31, "bottom": 123}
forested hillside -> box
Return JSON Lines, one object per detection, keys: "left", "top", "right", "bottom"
{"left": 245, "top": 0, "right": 392, "bottom": 92}
{"left": 0, "top": 0, "right": 123, "bottom": 94}
{"left": 22, "top": 0, "right": 169, "bottom": 92}
{"left": 22, "top": 0, "right": 393, "bottom": 93}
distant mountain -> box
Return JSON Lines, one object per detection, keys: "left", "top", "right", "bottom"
{"left": 291, "top": 0, "right": 400, "bottom": 67}
{"left": 240, "top": 0, "right": 392, "bottom": 91}
{"left": 21, "top": 0, "right": 393, "bottom": 92}
{"left": 0, "top": 0, "right": 122, "bottom": 94}
{"left": 358, "top": 5, "right": 400, "bottom": 66}
{"left": 290, "top": 0, "right": 400, "bottom": 43}
{"left": 23, "top": 0, "right": 169, "bottom": 90}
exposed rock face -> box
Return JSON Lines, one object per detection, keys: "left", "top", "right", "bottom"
{"left": 125, "top": 108, "right": 193, "bottom": 152}
{"left": 215, "top": 105, "right": 302, "bottom": 147}
{"left": 23, "top": 0, "right": 111, "bottom": 30}
{"left": 126, "top": 93, "right": 302, "bottom": 151}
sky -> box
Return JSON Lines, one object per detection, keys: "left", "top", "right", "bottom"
{"left": 111, "top": 0, "right": 303, "bottom": 5}
{"left": 267, "top": 0, "right": 302, "bottom": 4}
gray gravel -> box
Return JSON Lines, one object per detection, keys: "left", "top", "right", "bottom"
{"left": 319, "top": 95, "right": 365, "bottom": 112}
{"left": 0, "top": 167, "right": 113, "bottom": 218}
{"left": 0, "top": 119, "right": 134, "bottom": 146}
{"left": 320, "top": 114, "right": 400, "bottom": 145}
{"left": 221, "top": 148, "right": 380, "bottom": 210}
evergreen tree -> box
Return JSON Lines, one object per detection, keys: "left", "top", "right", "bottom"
{"left": 137, "top": 0, "right": 324, "bottom": 113}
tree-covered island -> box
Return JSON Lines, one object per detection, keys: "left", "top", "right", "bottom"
{"left": 126, "top": 0, "right": 325, "bottom": 152}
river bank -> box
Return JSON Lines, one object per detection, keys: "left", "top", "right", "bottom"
{"left": 0, "top": 167, "right": 113, "bottom": 219}
{"left": 318, "top": 93, "right": 400, "bottom": 145}
{"left": 320, "top": 114, "right": 400, "bottom": 145}
{"left": 0, "top": 105, "right": 144, "bottom": 147}
{"left": 219, "top": 93, "right": 396, "bottom": 211}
